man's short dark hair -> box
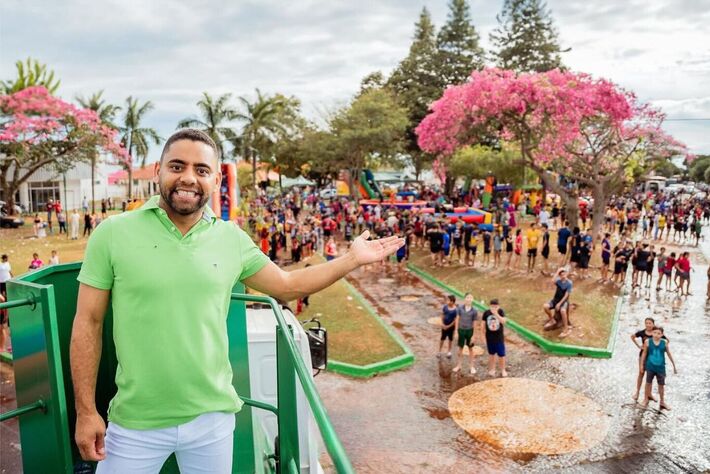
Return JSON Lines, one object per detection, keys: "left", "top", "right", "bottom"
{"left": 161, "top": 128, "right": 220, "bottom": 162}
{"left": 490, "top": 298, "right": 499, "bottom": 305}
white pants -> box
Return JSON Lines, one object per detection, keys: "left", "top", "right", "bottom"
{"left": 96, "top": 412, "right": 235, "bottom": 474}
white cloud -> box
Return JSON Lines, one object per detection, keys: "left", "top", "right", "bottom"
{"left": 1, "top": 0, "right": 708, "bottom": 161}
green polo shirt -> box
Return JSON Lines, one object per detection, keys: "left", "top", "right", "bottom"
{"left": 77, "top": 196, "right": 269, "bottom": 429}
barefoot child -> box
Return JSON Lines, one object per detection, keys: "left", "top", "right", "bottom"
{"left": 452, "top": 293, "right": 479, "bottom": 375}
{"left": 641, "top": 326, "right": 677, "bottom": 410}
{"left": 484, "top": 299, "right": 507, "bottom": 377}
{"left": 631, "top": 317, "right": 667, "bottom": 402}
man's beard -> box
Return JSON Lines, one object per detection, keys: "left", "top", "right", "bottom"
{"left": 159, "top": 182, "right": 209, "bottom": 216}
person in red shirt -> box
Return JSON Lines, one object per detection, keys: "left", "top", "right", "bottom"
{"left": 674, "top": 251, "right": 691, "bottom": 296}
{"left": 325, "top": 236, "right": 338, "bottom": 261}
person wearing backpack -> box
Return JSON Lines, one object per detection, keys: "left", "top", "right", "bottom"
{"left": 483, "top": 299, "right": 507, "bottom": 377}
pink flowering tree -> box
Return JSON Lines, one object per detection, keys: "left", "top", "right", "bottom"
{"left": 416, "top": 68, "right": 687, "bottom": 237}
{"left": 0, "top": 86, "right": 128, "bottom": 213}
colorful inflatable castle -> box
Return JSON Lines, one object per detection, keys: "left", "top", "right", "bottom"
{"left": 419, "top": 207, "right": 494, "bottom": 231}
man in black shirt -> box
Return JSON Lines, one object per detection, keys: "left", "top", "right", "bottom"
{"left": 483, "top": 299, "right": 507, "bottom": 377}
{"left": 428, "top": 224, "right": 444, "bottom": 267}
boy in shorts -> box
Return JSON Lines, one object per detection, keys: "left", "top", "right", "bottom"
{"left": 483, "top": 299, "right": 507, "bottom": 377}
{"left": 439, "top": 295, "right": 458, "bottom": 358}
{"left": 482, "top": 229, "right": 492, "bottom": 267}
{"left": 641, "top": 326, "right": 677, "bottom": 410}
{"left": 600, "top": 233, "right": 611, "bottom": 283}
{"left": 452, "top": 293, "right": 479, "bottom": 374}
{"left": 674, "top": 251, "right": 691, "bottom": 296}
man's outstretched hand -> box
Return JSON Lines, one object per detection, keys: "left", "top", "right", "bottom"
{"left": 349, "top": 230, "right": 405, "bottom": 266}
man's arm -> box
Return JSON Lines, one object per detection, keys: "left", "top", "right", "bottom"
{"left": 70, "top": 284, "right": 110, "bottom": 461}
{"left": 243, "top": 231, "right": 403, "bottom": 302}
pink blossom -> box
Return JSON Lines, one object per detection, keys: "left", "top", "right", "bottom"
{"left": 0, "top": 86, "right": 128, "bottom": 163}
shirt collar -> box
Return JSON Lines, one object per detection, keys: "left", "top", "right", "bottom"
{"left": 139, "top": 195, "right": 217, "bottom": 222}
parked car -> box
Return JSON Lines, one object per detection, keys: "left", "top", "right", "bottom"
{"left": 0, "top": 200, "right": 23, "bottom": 216}
{"left": 319, "top": 187, "right": 337, "bottom": 200}
{"left": 0, "top": 212, "right": 24, "bottom": 228}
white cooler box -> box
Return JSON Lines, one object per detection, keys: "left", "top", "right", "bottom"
{"left": 245, "top": 307, "right": 324, "bottom": 474}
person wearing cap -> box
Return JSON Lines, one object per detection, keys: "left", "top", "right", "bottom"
{"left": 483, "top": 298, "right": 508, "bottom": 377}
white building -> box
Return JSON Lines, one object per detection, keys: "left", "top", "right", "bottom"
{"left": 12, "top": 162, "right": 126, "bottom": 213}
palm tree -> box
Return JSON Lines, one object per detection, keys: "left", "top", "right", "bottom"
{"left": 1, "top": 57, "right": 60, "bottom": 94}
{"left": 119, "top": 97, "right": 161, "bottom": 199}
{"left": 233, "top": 89, "right": 290, "bottom": 188}
{"left": 177, "top": 92, "right": 237, "bottom": 160}
{"left": 76, "top": 91, "right": 120, "bottom": 213}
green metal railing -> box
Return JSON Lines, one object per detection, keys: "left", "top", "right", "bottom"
{"left": 231, "top": 293, "right": 354, "bottom": 474}
{"left": 0, "top": 268, "right": 354, "bottom": 473}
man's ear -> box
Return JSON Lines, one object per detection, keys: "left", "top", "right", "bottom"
{"left": 152, "top": 162, "right": 160, "bottom": 184}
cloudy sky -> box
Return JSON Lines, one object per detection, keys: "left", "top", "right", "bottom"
{"left": 2, "top": 0, "right": 709, "bottom": 163}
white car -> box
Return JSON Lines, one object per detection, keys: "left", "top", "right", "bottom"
{"left": 319, "top": 188, "right": 337, "bottom": 200}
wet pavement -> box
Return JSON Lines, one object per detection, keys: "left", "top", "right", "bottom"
{"left": 316, "top": 236, "right": 710, "bottom": 473}
{"left": 1, "top": 237, "right": 709, "bottom": 473}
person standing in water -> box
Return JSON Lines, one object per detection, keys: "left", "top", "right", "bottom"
{"left": 452, "top": 293, "right": 479, "bottom": 375}
{"left": 631, "top": 317, "right": 667, "bottom": 402}
{"left": 483, "top": 299, "right": 507, "bottom": 377}
{"left": 438, "top": 295, "right": 458, "bottom": 358}
{"left": 641, "top": 326, "right": 677, "bottom": 410}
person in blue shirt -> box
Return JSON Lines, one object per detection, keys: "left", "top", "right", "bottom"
{"left": 557, "top": 221, "right": 572, "bottom": 266}
{"left": 641, "top": 326, "right": 677, "bottom": 410}
{"left": 439, "top": 295, "right": 458, "bottom": 358}
{"left": 441, "top": 231, "right": 451, "bottom": 266}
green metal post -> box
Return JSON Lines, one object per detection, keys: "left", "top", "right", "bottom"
{"left": 230, "top": 294, "right": 355, "bottom": 474}
{"left": 276, "top": 324, "right": 300, "bottom": 473}
{"left": 8, "top": 279, "right": 73, "bottom": 473}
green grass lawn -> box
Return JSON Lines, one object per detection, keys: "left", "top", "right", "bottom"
{"left": 409, "top": 249, "right": 618, "bottom": 349}
{"left": 0, "top": 212, "right": 126, "bottom": 276}
{"left": 287, "top": 256, "right": 405, "bottom": 365}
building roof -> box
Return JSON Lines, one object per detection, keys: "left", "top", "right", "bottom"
{"left": 108, "top": 165, "right": 155, "bottom": 184}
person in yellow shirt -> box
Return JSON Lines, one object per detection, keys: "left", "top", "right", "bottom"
{"left": 525, "top": 222, "right": 542, "bottom": 273}
{"left": 657, "top": 213, "right": 666, "bottom": 241}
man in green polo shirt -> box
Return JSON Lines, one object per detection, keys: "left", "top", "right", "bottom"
{"left": 70, "top": 129, "right": 403, "bottom": 473}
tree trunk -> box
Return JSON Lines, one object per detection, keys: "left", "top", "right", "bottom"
{"left": 444, "top": 174, "right": 455, "bottom": 199}
{"left": 590, "top": 184, "right": 607, "bottom": 242}
{"left": 91, "top": 153, "right": 96, "bottom": 214}
{"left": 349, "top": 168, "right": 357, "bottom": 199}
{"left": 127, "top": 136, "right": 133, "bottom": 199}
{"left": 251, "top": 152, "right": 258, "bottom": 191}
{"left": 534, "top": 167, "right": 580, "bottom": 229}
{"left": 0, "top": 163, "right": 15, "bottom": 213}
{"left": 127, "top": 167, "right": 133, "bottom": 200}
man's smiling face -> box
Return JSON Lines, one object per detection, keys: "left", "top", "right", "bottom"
{"left": 156, "top": 139, "right": 221, "bottom": 217}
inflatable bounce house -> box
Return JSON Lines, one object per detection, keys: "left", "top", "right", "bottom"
{"left": 211, "top": 162, "right": 239, "bottom": 221}
{"left": 420, "top": 207, "right": 494, "bottom": 231}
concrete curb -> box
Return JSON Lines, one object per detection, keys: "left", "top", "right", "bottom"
{"left": 325, "top": 279, "right": 415, "bottom": 378}
{"left": 407, "top": 262, "right": 622, "bottom": 358}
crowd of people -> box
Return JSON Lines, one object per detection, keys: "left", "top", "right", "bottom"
{"left": 28, "top": 197, "right": 120, "bottom": 240}
{"left": 3, "top": 180, "right": 709, "bottom": 409}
